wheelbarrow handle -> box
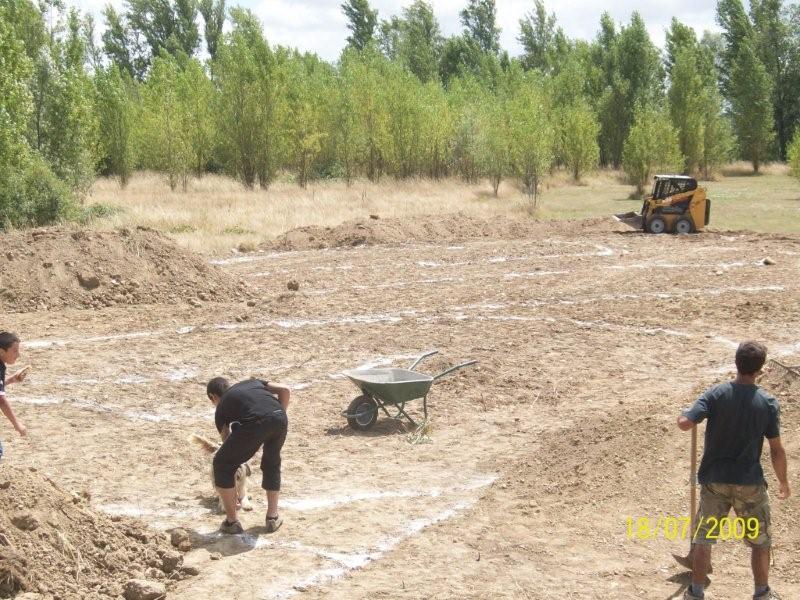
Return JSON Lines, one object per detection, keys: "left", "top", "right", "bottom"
{"left": 408, "top": 350, "right": 439, "bottom": 371}
{"left": 432, "top": 360, "right": 478, "bottom": 381}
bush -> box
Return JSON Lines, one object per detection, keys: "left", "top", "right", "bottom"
{"left": 0, "top": 153, "right": 78, "bottom": 229}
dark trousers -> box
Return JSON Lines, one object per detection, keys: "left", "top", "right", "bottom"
{"left": 213, "top": 409, "right": 288, "bottom": 491}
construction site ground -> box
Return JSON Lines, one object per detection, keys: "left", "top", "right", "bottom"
{"left": 4, "top": 217, "right": 799, "bottom": 599}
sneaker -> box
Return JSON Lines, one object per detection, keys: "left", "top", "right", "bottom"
{"left": 265, "top": 515, "right": 283, "bottom": 533}
{"left": 683, "top": 588, "right": 704, "bottom": 600}
{"left": 754, "top": 589, "right": 781, "bottom": 600}
{"left": 219, "top": 519, "right": 244, "bottom": 534}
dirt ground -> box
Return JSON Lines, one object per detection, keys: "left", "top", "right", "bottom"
{"left": 3, "top": 216, "right": 799, "bottom": 599}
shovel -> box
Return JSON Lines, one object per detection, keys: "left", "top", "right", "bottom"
{"left": 673, "top": 425, "right": 712, "bottom": 573}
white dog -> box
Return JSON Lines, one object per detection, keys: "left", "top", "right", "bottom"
{"left": 189, "top": 434, "right": 253, "bottom": 513}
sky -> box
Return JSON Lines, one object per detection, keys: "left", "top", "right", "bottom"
{"left": 71, "top": 0, "right": 723, "bottom": 62}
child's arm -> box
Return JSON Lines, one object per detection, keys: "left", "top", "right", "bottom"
{"left": 5, "top": 366, "right": 30, "bottom": 385}
{"left": 0, "top": 397, "right": 26, "bottom": 436}
{"left": 264, "top": 382, "right": 291, "bottom": 411}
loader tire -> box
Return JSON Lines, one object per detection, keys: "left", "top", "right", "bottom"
{"left": 674, "top": 218, "right": 694, "bottom": 234}
{"left": 647, "top": 217, "right": 666, "bottom": 234}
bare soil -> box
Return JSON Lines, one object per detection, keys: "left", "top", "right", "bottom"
{"left": 3, "top": 216, "right": 798, "bottom": 599}
{"left": 0, "top": 227, "right": 251, "bottom": 313}
{"left": 0, "top": 465, "right": 190, "bottom": 599}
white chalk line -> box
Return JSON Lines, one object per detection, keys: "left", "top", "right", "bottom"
{"left": 24, "top": 285, "right": 788, "bottom": 355}
{"left": 188, "top": 475, "right": 496, "bottom": 599}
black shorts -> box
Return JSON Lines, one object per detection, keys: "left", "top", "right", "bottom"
{"left": 213, "top": 408, "right": 288, "bottom": 490}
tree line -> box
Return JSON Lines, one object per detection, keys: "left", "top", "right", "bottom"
{"left": 1, "top": 0, "right": 800, "bottom": 227}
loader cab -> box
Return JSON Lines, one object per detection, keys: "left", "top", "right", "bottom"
{"left": 651, "top": 175, "right": 697, "bottom": 200}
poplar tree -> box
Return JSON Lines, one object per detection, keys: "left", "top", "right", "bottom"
{"left": 342, "top": 0, "right": 378, "bottom": 51}
{"left": 729, "top": 40, "right": 774, "bottom": 172}
{"left": 622, "top": 105, "right": 682, "bottom": 194}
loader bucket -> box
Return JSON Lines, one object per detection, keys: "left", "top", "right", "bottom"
{"left": 614, "top": 211, "right": 644, "bottom": 230}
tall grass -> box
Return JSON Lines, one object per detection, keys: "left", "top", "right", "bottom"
{"left": 84, "top": 166, "right": 800, "bottom": 255}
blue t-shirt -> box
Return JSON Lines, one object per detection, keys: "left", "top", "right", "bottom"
{"left": 683, "top": 382, "right": 780, "bottom": 485}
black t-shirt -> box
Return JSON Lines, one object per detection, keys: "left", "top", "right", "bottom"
{"left": 0, "top": 361, "right": 6, "bottom": 398}
{"left": 683, "top": 382, "right": 781, "bottom": 485}
{"left": 215, "top": 379, "right": 281, "bottom": 432}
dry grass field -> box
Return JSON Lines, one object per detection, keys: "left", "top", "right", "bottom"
{"left": 85, "top": 164, "right": 800, "bottom": 255}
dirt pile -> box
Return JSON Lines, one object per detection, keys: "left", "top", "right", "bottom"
{"left": 268, "top": 213, "right": 629, "bottom": 250}
{"left": 0, "top": 465, "right": 195, "bottom": 599}
{"left": 0, "top": 227, "right": 251, "bottom": 313}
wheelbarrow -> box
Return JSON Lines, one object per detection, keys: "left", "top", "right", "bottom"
{"left": 341, "top": 351, "right": 477, "bottom": 431}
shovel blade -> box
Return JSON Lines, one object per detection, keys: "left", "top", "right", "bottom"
{"left": 614, "top": 211, "right": 644, "bottom": 230}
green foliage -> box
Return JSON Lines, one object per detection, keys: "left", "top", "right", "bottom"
{"left": 558, "top": 99, "right": 600, "bottom": 181}
{"left": 518, "top": 0, "right": 569, "bottom": 75}
{"left": 95, "top": 66, "right": 136, "bottom": 186}
{"left": 669, "top": 46, "right": 705, "bottom": 173}
{"left": 622, "top": 105, "right": 682, "bottom": 194}
{"left": 474, "top": 88, "right": 509, "bottom": 195}
{"left": 789, "top": 130, "right": 800, "bottom": 178}
{"left": 198, "top": 0, "right": 225, "bottom": 59}
{"left": 729, "top": 40, "right": 774, "bottom": 172}
{"left": 284, "top": 54, "right": 330, "bottom": 187}
{"left": 342, "top": 0, "right": 378, "bottom": 51}
{"left": 213, "top": 10, "right": 287, "bottom": 189}
{"left": 592, "top": 12, "right": 664, "bottom": 167}
{"left": 460, "top": 0, "right": 500, "bottom": 55}
{"left": 506, "top": 76, "right": 555, "bottom": 204}
{"left": 379, "top": 1, "right": 442, "bottom": 83}
{"left": 136, "top": 53, "right": 194, "bottom": 190}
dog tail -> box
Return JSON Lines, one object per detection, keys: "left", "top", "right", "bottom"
{"left": 188, "top": 433, "right": 219, "bottom": 454}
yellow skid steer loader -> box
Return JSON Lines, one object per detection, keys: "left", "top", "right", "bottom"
{"left": 615, "top": 175, "right": 711, "bottom": 234}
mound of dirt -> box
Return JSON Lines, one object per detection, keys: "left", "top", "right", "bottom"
{"left": 0, "top": 227, "right": 251, "bottom": 312}
{"left": 0, "top": 465, "right": 194, "bottom": 599}
{"left": 268, "top": 213, "right": 629, "bottom": 251}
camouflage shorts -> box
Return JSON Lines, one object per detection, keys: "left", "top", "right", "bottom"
{"left": 694, "top": 483, "right": 771, "bottom": 547}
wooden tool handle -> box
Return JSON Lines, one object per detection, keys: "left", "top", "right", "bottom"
{"left": 690, "top": 425, "right": 698, "bottom": 539}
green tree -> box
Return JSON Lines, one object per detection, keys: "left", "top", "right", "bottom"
{"left": 507, "top": 77, "right": 555, "bottom": 205}
{"left": 664, "top": 17, "right": 697, "bottom": 75}
{"left": 699, "top": 87, "right": 734, "bottom": 179}
{"left": 788, "top": 129, "right": 800, "bottom": 178}
{"left": 379, "top": 1, "right": 442, "bottom": 83}
{"left": 0, "top": 0, "right": 75, "bottom": 227}
{"left": 558, "top": 99, "right": 599, "bottom": 181}
{"left": 128, "top": 0, "right": 200, "bottom": 59}
{"left": 198, "top": 0, "right": 225, "bottom": 60}
{"left": 622, "top": 105, "right": 682, "bottom": 194}
{"left": 750, "top": 0, "right": 796, "bottom": 159}
{"left": 284, "top": 54, "right": 330, "bottom": 187}
{"left": 95, "top": 65, "right": 136, "bottom": 186}
{"left": 213, "top": 9, "right": 287, "bottom": 188}
{"left": 137, "top": 53, "right": 194, "bottom": 190}
{"left": 179, "top": 57, "right": 216, "bottom": 175}
{"left": 29, "top": 6, "right": 99, "bottom": 192}
{"left": 591, "top": 12, "right": 663, "bottom": 167}
{"left": 716, "top": 0, "right": 753, "bottom": 97}
{"left": 475, "top": 89, "right": 509, "bottom": 195}
{"left": 729, "top": 40, "right": 774, "bottom": 172}
{"left": 518, "top": 0, "right": 569, "bottom": 75}
{"left": 101, "top": 5, "right": 148, "bottom": 79}
{"left": 668, "top": 46, "right": 705, "bottom": 173}
{"left": 460, "top": 0, "right": 500, "bottom": 55}
{"left": 342, "top": 0, "right": 378, "bottom": 51}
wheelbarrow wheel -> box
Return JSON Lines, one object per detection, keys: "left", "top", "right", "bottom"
{"left": 346, "top": 395, "right": 378, "bottom": 431}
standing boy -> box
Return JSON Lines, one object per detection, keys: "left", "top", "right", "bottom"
{"left": 677, "top": 341, "right": 790, "bottom": 600}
